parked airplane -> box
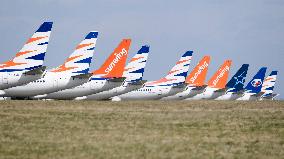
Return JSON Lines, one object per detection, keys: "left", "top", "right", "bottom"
{"left": 0, "top": 22, "right": 53, "bottom": 90}
{"left": 259, "top": 71, "right": 278, "bottom": 100}
{"left": 0, "top": 31, "right": 98, "bottom": 99}
{"left": 215, "top": 64, "right": 249, "bottom": 100}
{"left": 161, "top": 56, "right": 210, "bottom": 100}
{"left": 80, "top": 45, "right": 150, "bottom": 101}
{"left": 185, "top": 60, "right": 232, "bottom": 100}
{"left": 236, "top": 67, "right": 267, "bottom": 101}
{"left": 116, "top": 51, "right": 193, "bottom": 100}
{"left": 38, "top": 39, "right": 131, "bottom": 100}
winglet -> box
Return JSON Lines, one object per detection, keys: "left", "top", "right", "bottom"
{"left": 92, "top": 39, "right": 131, "bottom": 78}
{"left": 207, "top": 60, "right": 232, "bottom": 89}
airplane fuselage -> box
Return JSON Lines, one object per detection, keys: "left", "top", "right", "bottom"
{"left": 118, "top": 85, "right": 184, "bottom": 100}
{"left": 0, "top": 71, "right": 43, "bottom": 90}
{"left": 0, "top": 71, "right": 88, "bottom": 98}
{"left": 41, "top": 78, "right": 123, "bottom": 100}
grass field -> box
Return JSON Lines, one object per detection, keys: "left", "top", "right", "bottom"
{"left": 0, "top": 100, "right": 283, "bottom": 159}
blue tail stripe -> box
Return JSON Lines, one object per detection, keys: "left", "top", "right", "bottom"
{"left": 36, "top": 22, "right": 53, "bottom": 32}
{"left": 26, "top": 52, "right": 46, "bottom": 60}
{"left": 74, "top": 57, "right": 92, "bottom": 64}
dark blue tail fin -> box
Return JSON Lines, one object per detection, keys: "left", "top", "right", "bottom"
{"left": 226, "top": 64, "right": 249, "bottom": 92}
{"left": 245, "top": 67, "right": 267, "bottom": 94}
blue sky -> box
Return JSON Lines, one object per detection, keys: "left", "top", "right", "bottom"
{"left": 0, "top": 0, "right": 283, "bottom": 99}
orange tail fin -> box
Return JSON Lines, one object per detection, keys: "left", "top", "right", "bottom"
{"left": 92, "top": 39, "right": 131, "bottom": 78}
{"left": 207, "top": 60, "right": 232, "bottom": 89}
{"left": 185, "top": 56, "right": 210, "bottom": 86}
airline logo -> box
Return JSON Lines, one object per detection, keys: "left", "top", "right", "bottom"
{"left": 51, "top": 31, "right": 98, "bottom": 75}
{"left": 189, "top": 61, "right": 208, "bottom": 84}
{"left": 207, "top": 60, "right": 232, "bottom": 88}
{"left": 251, "top": 79, "right": 262, "bottom": 87}
{"left": 244, "top": 67, "right": 267, "bottom": 94}
{"left": 261, "top": 71, "right": 278, "bottom": 97}
{"left": 105, "top": 48, "right": 128, "bottom": 74}
{"left": 0, "top": 22, "right": 53, "bottom": 72}
{"left": 92, "top": 39, "right": 131, "bottom": 78}
{"left": 212, "top": 65, "right": 230, "bottom": 86}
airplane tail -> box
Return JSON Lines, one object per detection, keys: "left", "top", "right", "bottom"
{"left": 0, "top": 22, "right": 53, "bottom": 72}
{"left": 123, "top": 45, "right": 149, "bottom": 83}
{"left": 185, "top": 56, "right": 210, "bottom": 86}
{"left": 146, "top": 51, "right": 193, "bottom": 86}
{"left": 207, "top": 60, "right": 232, "bottom": 89}
{"left": 92, "top": 39, "right": 131, "bottom": 78}
{"left": 244, "top": 67, "right": 267, "bottom": 94}
{"left": 226, "top": 64, "right": 249, "bottom": 93}
{"left": 261, "top": 71, "right": 278, "bottom": 98}
{"left": 50, "top": 31, "right": 98, "bottom": 76}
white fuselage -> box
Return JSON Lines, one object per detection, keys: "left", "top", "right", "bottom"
{"left": 185, "top": 87, "right": 224, "bottom": 100}
{"left": 0, "top": 71, "right": 88, "bottom": 98}
{"left": 118, "top": 85, "right": 184, "bottom": 100}
{"left": 236, "top": 93, "right": 258, "bottom": 101}
{"left": 215, "top": 92, "right": 242, "bottom": 100}
{"left": 161, "top": 85, "right": 204, "bottom": 100}
{"left": 84, "top": 81, "right": 143, "bottom": 100}
{"left": 41, "top": 78, "right": 123, "bottom": 100}
{"left": 0, "top": 71, "right": 43, "bottom": 90}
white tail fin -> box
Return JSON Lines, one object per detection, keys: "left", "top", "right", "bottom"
{"left": 50, "top": 31, "right": 98, "bottom": 76}
{"left": 0, "top": 22, "right": 53, "bottom": 72}
{"left": 146, "top": 51, "right": 193, "bottom": 86}
{"left": 123, "top": 45, "right": 149, "bottom": 82}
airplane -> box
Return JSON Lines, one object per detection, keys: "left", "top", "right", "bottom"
{"left": 37, "top": 39, "right": 131, "bottom": 100}
{"left": 116, "top": 51, "right": 194, "bottom": 100}
{"left": 0, "top": 31, "right": 98, "bottom": 99}
{"left": 236, "top": 67, "right": 267, "bottom": 101}
{"left": 80, "top": 45, "right": 150, "bottom": 101}
{"left": 259, "top": 71, "right": 278, "bottom": 100}
{"left": 0, "top": 22, "right": 53, "bottom": 90}
{"left": 185, "top": 60, "right": 232, "bottom": 100}
{"left": 161, "top": 56, "right": 210, "bottom": 100}
{"left": 215, "top": 64, "right": 249, "bottom": 100}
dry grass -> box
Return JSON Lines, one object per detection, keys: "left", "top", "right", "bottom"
{"left": 0, "top": 100, "right": 283, "bottom": 159}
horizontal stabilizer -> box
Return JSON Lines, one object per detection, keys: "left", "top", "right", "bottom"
{"left": 232, "top": 89, "right": 245, "bottom": 95}
{"left": 71, "top": 73, "right": 92, "bottom": 79}
{"left": 252, "top": 92, "right": 265, "bottom": 97}
{"left": 24, "top": 66, "right": 46, "bottom": 75}
{"left": 214, "top": 87, "right": 227, "bottom": 93}
{"left": 172, "top": 82, "right": 187, "bottom": 88}
{"left": 128, "top": 80, "right": 147, "bottom": 86}
{"left": 107, "top": 77, "right": 126, "bottom": 82}
{"left": 192, "top": 85, "right": 207, "bottom": 91}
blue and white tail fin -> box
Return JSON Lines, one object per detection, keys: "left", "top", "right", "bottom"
{"left": 50, "top": 31, "right": 98, "bottom": 76}
{"left": 0, "top": 22, "right": 53, "bottom": 72}
{"left": 261, "top": 71, "right": 278, "bottom": 98}
{"left": 244, "top": 67, "right": 267, "bottom": 94}
{"left": 226, "top": 64, "right": 249, "bottom": 93}
{"left": 123, "top": 45, "right": 149, "bottom": 83}
{"left": 146, "top": 51, "right": 193, "bottom": 86}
